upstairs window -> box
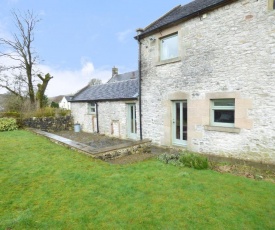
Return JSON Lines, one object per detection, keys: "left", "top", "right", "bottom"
{"left": 160, "top": 33, "right": 178, "bottom": 61}
{"left": 88, "top": 102, "right": 96, "bottom": 114}
{"left": 211, "top": 99, "right": 235, "bottom": 127}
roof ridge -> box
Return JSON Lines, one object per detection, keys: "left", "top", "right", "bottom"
{"left": 138, "top": 0, "right": 231, "bottom": 38}
{"left": 107, "top": 78, "right": 138, "bottom": 85}
{"left": 144, "top": 5, "right": 181, "bottom": 31}
{"left": 87, "top": 78, "right": 137, "bottom": 88}
{"left": 116, "top": 70, "right": 137, "bottom": 76}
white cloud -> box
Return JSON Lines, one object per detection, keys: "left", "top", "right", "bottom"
{"left": 81, "top": 62, "right": 95, "bottom": 76}
{"left": 41, "top": 61, "right": 112, "bottom": 97}
{"left": 116, "top": 29, "right": 133, "bottom": 43}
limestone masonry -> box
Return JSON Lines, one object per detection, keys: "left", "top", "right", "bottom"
{"left": 139, "top": 0, "right": 275, "bottom": 163}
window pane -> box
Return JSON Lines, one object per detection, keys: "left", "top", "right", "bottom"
{"left": 214, "top": 99, "right": 235, "bottom": 107}
{"left": 131, "top": 106, "right": 134, "bottom": 133}
{"left": 161, "top": 34, "right": 178, "bottom": 60}
{"left": 176, "top": 103, "right": 180, "bottom": 139}
{"left": 89, "top": 102, "right": 96, "bottom": 114}
{"left": 214, "top": 110, "right": 234, "bottom": 123}
{"left": 182, "top": 102, "right": 187, "bottom": 141}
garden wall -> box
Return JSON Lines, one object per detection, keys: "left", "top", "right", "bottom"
{"left": 23, "top": 116, "right": 73, "bottom": 132}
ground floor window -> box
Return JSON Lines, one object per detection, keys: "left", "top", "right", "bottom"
{"left": 88, "top": 102, "right": 96, "bottom": 114}
{"left": 210, "top": 99, "right": 235, "bottom": 127}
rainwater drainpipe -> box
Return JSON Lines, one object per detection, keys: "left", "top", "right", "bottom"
{"left": 136, "top": 28, "right": 144, "bottom": 140}
{"left": 95, "top": 102, "right": 99, "bottom": 133}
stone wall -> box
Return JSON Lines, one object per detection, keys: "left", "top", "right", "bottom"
{"left": 140, "top": 0, "right": 275, "bottom": 164}
{"left": 71, "top": 100, "right": 139, "bottom": 139}
{"left": 94, "top": 141, "right": 151, "bottom": 160}
{"left": 71, "top": 103, "right": 97, "bottom": 133}
{"left": 24, "top": 116, "right": 73, "bottom": 132}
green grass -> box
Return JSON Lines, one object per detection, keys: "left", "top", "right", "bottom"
{"left": 1, "top": 130, "right": 275, "bottom": 229}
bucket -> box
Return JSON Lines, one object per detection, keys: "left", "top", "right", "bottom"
{"left": 74, "top": 124, "right": 81, "bottom": 132}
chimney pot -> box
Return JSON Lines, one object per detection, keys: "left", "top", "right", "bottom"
{"left": 112, "top": 66, "right": 118, "bottom": 77}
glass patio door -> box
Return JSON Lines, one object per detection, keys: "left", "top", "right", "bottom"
{"left": 127, "top": 104, "right": 137, "bottom": 139}
{"left": 172, "top": 101, "right": 187, "bottom": 146}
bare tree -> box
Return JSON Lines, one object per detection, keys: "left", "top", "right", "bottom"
{"left": 0, "top": 10, "right": 52, "bottom": 107}
{"left": 36, "top": 73, "right": 53, "bottom": 108}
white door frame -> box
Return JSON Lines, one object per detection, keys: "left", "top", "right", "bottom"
{"left": 127, "top": 104, "right": 137, "bottom": 139}
{"left": 172, "top": 101, "right": 187, "bottom": 146}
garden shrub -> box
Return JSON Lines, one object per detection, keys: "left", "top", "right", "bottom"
{"left": 158, "top": 152, "right": 209, "bottom": 170}
{"left": 158, "top": 153, "right": 181, "bottom": 164}
{"left": 34, "top": 107, "right": 55, "bottom": 117}
{"left": 179, "top": 152, "right": 209, "bottom": 170}
{"left": 58, "top": 109, "right": 70, "bottom": 117}
{"left": 23, "top": 108, "right": 70, "bottom": 119}
{"left": 0, "top": 112, "right": 20, "bottom": 118}
{"left": 0, "top": 118, "right": 18, "bottom": 131}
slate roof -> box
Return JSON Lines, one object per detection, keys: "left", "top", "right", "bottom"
{"left": 108, "top": 70, "right": 139, "bottom": 83}
{"left": 71, "top": 79, "right": 139, "bottom": 102}
{"left": 137, "top": 0, "right": 231, "bottom": 38}
{"left": 64, "top": 96, "right": 73, "bottom": 101}
{"left": 49, "top": 95, "right": 64, "bottom": 103}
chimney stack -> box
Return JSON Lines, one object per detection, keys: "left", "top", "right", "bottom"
{"left": 136, "top": 28, "right": 144, "bottom": 35}
{"left": 112, "top": 66, "right": 118, "bottom": 77}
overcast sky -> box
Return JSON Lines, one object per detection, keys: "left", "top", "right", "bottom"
{"left": 0, "top": 0, "right": 191, "bottom": 97}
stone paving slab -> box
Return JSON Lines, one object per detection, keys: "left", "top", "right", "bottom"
{"left": 28, "top": 129, "right": 99, "bottom": 155}
{"left": 28, "top": 128, "right": 151, "bottom": 159}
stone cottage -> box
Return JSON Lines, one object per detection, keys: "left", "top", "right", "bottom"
{"left": 70, "top": 69, "right": 139, "bottom": 139}
{"left": 135, "top": 0, "right": 275, "bottom": 163}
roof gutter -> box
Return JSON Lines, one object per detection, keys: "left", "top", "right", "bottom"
{"left": 70, "top": 97, "right": 138, "bottom": 103}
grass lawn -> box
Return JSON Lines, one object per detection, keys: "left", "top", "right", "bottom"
{"left": 1, "top": 130, "right": 275, "bottom": 229}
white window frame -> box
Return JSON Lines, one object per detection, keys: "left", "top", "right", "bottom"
{"left": 160, "top": 33, "right": 178, "bottom": 61}
{"left": 88, "top": 102, "right": 96, "bottom": 114}
{"left": 210, "top": 99, "right": 235, "bottom": 128}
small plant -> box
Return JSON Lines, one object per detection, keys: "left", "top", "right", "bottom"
{"left": 158, "top": 152, "right": 208, "bottom": 170}
{"left": 0, "top": 118, "right": 18, "bottom": 131}
{"left": 179, "top": 152, "right": 208, "bottom": 170}
{"left": 58, "top": 109, "right": 70, "bottom": 117}
{"left": 158, "top": 153, "right": 181, "bottom": 164}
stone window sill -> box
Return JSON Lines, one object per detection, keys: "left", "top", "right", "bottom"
{"left": 156, "top": 57, "right": 181, "bottom": 66}
{"left": 204, "top": 125, "right": 240, "bottom": 133}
